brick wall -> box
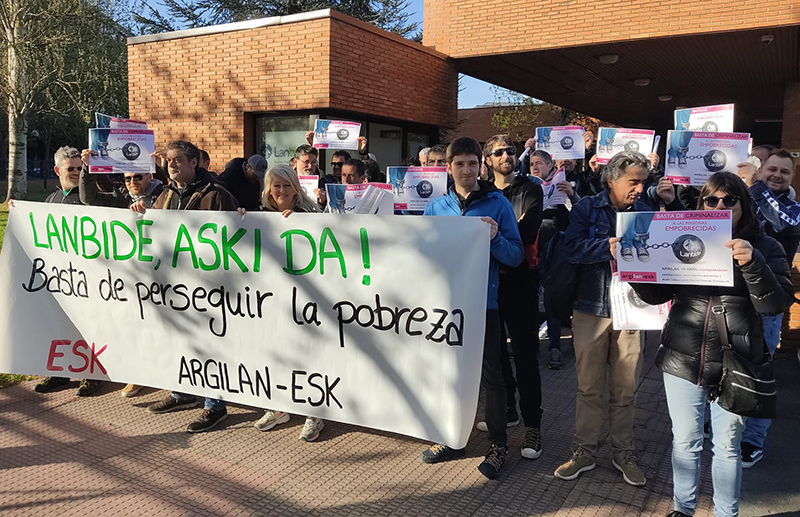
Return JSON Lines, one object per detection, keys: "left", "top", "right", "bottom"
{"left": 423, "top": 0, "right": 800, "bottom": 57}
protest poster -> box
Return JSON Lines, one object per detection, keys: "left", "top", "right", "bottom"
{"left": 88, "top": 128, "right": 156, "bottom": 175}
{"left": 326, "top": 183, "right": 394, "bottom": 215}
{"left": 615, "top": 211, "right": 733, "bottom": 286}
{"left": 674, "top": 104, "right": 734, "bottom": 132}
{"left": 541, "top": 167, "right": 568, "bottom": 210}
{"left": 534, "top": 126, "right": 585, "bottom": 160}
{"left": 664, "top": 131, "right": 750, "bottom": 186}
{"left": 387, "top": 167, "right": 447, "bottom": 212}
{"left": 0, "top": 202, "right": 491, "bottom": 449}
{"left": 95, "top": 112, "right": 148, "bottom": 130}
{"left": 610, "top": 273, "right": 670, "bottom": 330}
{"left": 298, "top": 175, "right": 318, "bottom": 200}
{"left": 312, "top": 120, "right": 361, "bottom": 150}
{"left": 596, "top": 128, "right": 656, "bottom": 164}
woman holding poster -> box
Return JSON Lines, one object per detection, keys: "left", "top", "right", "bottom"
{"left": 631, "top": 172, "right": 794, "bottom": 517}
{"left": 255, "top": 164, "right": 324, "bottom": 442}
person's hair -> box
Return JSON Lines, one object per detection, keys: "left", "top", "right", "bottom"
{"left": 405, "top": 156, "right": 421, "bottom": 166}
{"left": 294, "top": 144, "right": 318, "bottom": 160}
{"left": 262, "top": 164, "right": 320, "bottom": 213}
{"left": 343, "top": 158, "right": 367, "bottom": 178}
{"left": 752, "top": 144, "right": 776, "bottom": 155}
{"left": 530, "top": 149, "right": 553, "bottom": 165}
{"left": 429, "top": 144, "right": 447, "bottom": 157}
{"left": 765, "top": 148, "right": 795, "bottom": 163}
{"left": 54, "top": 146, "right": 80, "bottom": 168}
{"left": 199, "top": 149, "right": 210, "bottom": 163}
{"left": 166, "top": 140, "right": 200, "bottom": 165}
{"left": 332, "top": 150, "right": 351, "bottom": 161}
{"left": 697, "top": 171, "right": 759, "bottom": 236}
{"left": 446, "top": 138, "right": 482, "bottom": 164}
{"left": 483, "top": 135, "right": 514, "bottom": 158}
{"left": 419, "top": 147, "right": 431, "bottom": 159}
{"left": 364, "top": 159, "right": 382, "bottom": 182}
{"left": 601, "top": 151, "right": 650, "bottom": 187}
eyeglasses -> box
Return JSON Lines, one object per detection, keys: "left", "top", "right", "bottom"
{"left": 330, "top": 162, "right": 345, "bottom": 167}
{"left": 703, "top": 195, "right": 739, "bottom": 208}
{"left": 124, "top": 174, "right": 144, "bottom": 183}
{"left": 64, "top": 166, "right": 81, "bottom": 172}
{"left": 490, "top": 147, "right": 516, "bottom": 157}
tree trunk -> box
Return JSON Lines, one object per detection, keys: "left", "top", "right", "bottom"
{"left": 7, "top": 109, "right": 28, "bottom": 201}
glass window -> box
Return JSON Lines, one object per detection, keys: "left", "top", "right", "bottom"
{"left": 407, "top": 132, "right": 429, "bottom": 164}
{"left": 255, "top": 116, "right": 310, "bottom": 168}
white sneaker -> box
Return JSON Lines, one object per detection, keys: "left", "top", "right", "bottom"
{"left": 254, "top": 410, "right": 290, "bottom": 431}
{"left": 475, "top": 417, "right": 520, "bottom": 432}
{"left": 538, "top": 322, "right": 549, "bottom": 340}
{"left": 299, "top": 417, "right": 325, "bottom": 442}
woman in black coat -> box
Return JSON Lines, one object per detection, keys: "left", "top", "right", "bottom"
{"left": 632, "top": 172, "right": 794, "bottom": 517}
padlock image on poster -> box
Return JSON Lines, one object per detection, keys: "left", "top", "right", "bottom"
{"left": 671, "top": 234, "right": 705, "bottom": 264}
{"left": 122, "top": 142, "right": 141, "bottom": 161}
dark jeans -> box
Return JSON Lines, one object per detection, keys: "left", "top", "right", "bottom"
{"left": 483, "top": 309, "right": 507, "bottom": 447}
{"left": 498, "top": 269, "right": 543, "bottom": 428}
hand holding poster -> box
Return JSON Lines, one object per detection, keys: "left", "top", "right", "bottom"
{"left": 387, "top": 167, "right": 447, "bottom": 212}
{"left": 610, "top": 273, "right": 670, "bottom": 330}
{"left": 615, "top": 211, "right": 733, "bottom": 286}
{"left": 88, "top": 128, "right": 156, "bottom": 175}
{"left": 597, "top": 128, "right": 656, "bottom": 164}
{"left": 0, "top": 203, "right": 491, "bottom": 448}
{"left": 326, "top": 183, "right": 394, "bottom": 215}
{"left": 534, "top": 126, "right": 585, "bottom": 160}
{"left": 541, "top": 167, "right": 568, "bottom": 210}
{"left": 664, "top": 131, "right": 750, "bottom": 186}
{"left": 674, "top": 104, "right": 734, "bottom": 132}
{"left": 312, "top": 120, "right": 361, "bottom": 150}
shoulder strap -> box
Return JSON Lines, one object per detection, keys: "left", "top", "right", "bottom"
{"left": 710, "top": 295, "right": 730, "bottom": 348}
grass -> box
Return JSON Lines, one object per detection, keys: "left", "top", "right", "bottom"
{"left": 0, "top": 373, "right": 35, "bottom": 388}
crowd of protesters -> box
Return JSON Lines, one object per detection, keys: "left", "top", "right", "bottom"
{"left": 25, "top": 125, "right": 799, "bottom": 517}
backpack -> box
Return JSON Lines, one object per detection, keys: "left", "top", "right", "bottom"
{"left": 541, "top": 206, "right": 597, "bottom": 325}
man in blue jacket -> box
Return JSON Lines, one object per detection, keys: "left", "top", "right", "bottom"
{"left": 420, "top": 137, "right": 524, "bottom": 480}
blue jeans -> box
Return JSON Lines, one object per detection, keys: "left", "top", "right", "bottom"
{"left": 600, "top": 128, "right": 617, "bottom": 147}
{"left": 675, "top": 109, "right": 691, "bottom": 131}
{"left": 172, "top": 391, "right": 226, "bottom": 412}
{"left": 619, "top": 212, "right": 654, "bottom": 250}
{"left": 741, "top": 313, "right": 782, "bottom": 448}
{"left": 664, "top": 373, "right": 745, "bottom": 517}
{"left": 668, "top": 131, "right": 693, "bottom": 160}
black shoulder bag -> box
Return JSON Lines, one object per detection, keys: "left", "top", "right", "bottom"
{"left": 708, "top": 296, "right": 777, "bottom": 419}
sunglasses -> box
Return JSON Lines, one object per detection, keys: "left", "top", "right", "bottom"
{"left": 703, "top": 195, "right": 739, "bottom": 208}
{"left": 64, "top": 166, "right": 81, "bottom": 172}
{"left": 124, "top": 174, "right": 144, "bottom": 183}
{"left": 330, "top": 162, "right": 345, "bottom": 167}
{"left": 490, "top": 147, "right": 516, "bottom": 157}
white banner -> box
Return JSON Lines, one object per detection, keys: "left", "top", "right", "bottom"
{"left": 0, "top": 202, "right": 491, "bottom": 448}
{"left": 534, "top": 126, "right": 585, "bottom": 160}
{"left": 88, "top": 128, "right": 156, "bottom": 175}
{"left": 610, "top": 273, "right": 670, "bottom": 330}
{"left": 597, "top": 128, "right": 656, "bottom": 164}
{"left": 674, "top": 104, "right": 734, "bottom": 132}
{"left": 313, "top": 120, "right": 361, "bottom": 150}
{"left": 541, "top": 168, "right": 568, "bottom": 210}
{"left": 664, "top": 131, "right": 750, "bottom": 186}
{"left": 615, "top": 211, "right": 734, "bottom": 286}
{"left": 387, "top": 167, "right": 447, "bottom": 212}
{"left": 326, "top": 183, "right": 394, "bottom": 215}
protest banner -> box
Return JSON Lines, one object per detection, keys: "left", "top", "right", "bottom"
{"left": 326, "top": 183, "right": 394, "bottom": 215}
{"left": 312, "top": 120, "right": 361, "bottom": 150}
{"left": 596, "top": 128, "right": 656, "bottom": 164}
{"left": 541, "top": 167, "right": 568, "bottom": 210}
{"left": 615, "top": 211, "right": 733, "bottom": 286}
{"left": 664, "top": 131, "right": 750, "bottom": 186}
{"left": 88, "top": 128, "right": 156, "bottom": 175}
{"left": 0, "top": 202, "right": 492, "bottom": 449}
{"left": 610, "top": 273, "right": 670, "bottom": 330}
{"left": 298, "top": 175, "right": 318, "bottom": 201}
{"left": 534, "top": 126, "right": 585, "bottom": 160}
{"left": 674, "top": 104, "right": 734, "bottom": 132}
{"left": 95, "top": 112, "right": 148, "bottom": 130}
{"left": 387, "top": 167, "right": 447, "bottom": 212}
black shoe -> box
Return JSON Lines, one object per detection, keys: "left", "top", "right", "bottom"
{"left": 147, "top": 395, "right": 199, "bottom": 414}
{"left": 666, "top": 511, "right": 692, "bottom": 517}
{"left": 741, "top": 441, "right": 763, "bottom": 468}
{"left": 521, "top": 427, "right": 542, "bottom": 459}
{"left": 506, "top": 406, "right": 520, "bottom": 427}
{"left": 420, "top": 444, "right": 466, "bottom": 464}
{"left": 34, "top": 376, "right": 70, "bottom": 393}
{"left": 75, "top": 379, "right": 101, "bottom": 396}
{"left": 187, "top": 408, "right": 228, "bottom": 433}
{"left": 478, "top": 444, "right": 508, "bottom": 480}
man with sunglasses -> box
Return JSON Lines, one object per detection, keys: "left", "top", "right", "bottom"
{"left": 33, "top": 146, "right": 103, "bottom": 397}
{"left": 79, "top": 149, "right": 164, "bottom": 211}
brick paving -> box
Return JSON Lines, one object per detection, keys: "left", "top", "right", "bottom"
{"left": 0, "top": 332, "right": 794, "bottom": 516}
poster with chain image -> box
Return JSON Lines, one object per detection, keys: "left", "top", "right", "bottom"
{"left": 664, "top": 131, "right": 750, "bottom": 186}
{"left": 88, "top": 128, "right": 156, "bottom": 175}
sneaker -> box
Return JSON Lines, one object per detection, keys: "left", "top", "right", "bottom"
{"left": 666, "top": 511, "right": 692, "bottom": 517}
{"left": 299, "top": 417, "right": 325, "bottom": 442}
{"left": 420, "top": 444, "right": 466, "bottom": 464}
{"left": 521, "top": 427, "right": 542, "bottom": 459}
{"left": 478, "top": 444, "right": 508, "bottom": 480}
{"left": 254, "top": 410, "right": 290, "bottom": 431}
{"left": 554, "top": 448, "right": 596, "bottom": 480}
{"left": 703, "top": 420, "right": 711, "bottom": 440}
{"left": 75, "top": 379, "right": 101, "bottom": 397}
{"left": 538, "top": 322, "right": 549, "bottom": 340}
{"left": 475, "top": 407, "right": 520, "bottom": 431}
{"left": 741, "top": 441, "right": 763, "bottom": 468}
{"left": 678, "top": 154, "right": 687, "bottom": 169}
{"left": 34, "top": 376, "right": 70, "bottom": 393}
{"left": 620, "top": 246, "right": 634, "bottom": 261}
{"left": 147, "top": 395, "right": 199, "bottom": 414}
{"left": 613, "top": 452, "right": 647, "bottom": 486}
{"left": 548, "top": 348, "right": 563, "bottom": 370}
{"left": 636, "top": 247, "right": 650, "bottom": 262}
{"left": 186, "top": 408, "right": 228, "bottom": 433}
{"left": 121, "top": 384, "right": 142, "bottom": 397}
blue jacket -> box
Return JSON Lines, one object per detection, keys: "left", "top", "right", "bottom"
{"left": 564, "top": 190, "right": 651, "bottom": 317}
{"left": 424, "top": 181, "right": 524, "bottom": 310}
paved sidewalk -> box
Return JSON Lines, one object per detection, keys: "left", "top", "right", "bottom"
{"left": 1, "top": 332, "right": 798, "bottom": 516}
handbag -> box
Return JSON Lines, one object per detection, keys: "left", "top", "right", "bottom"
{"left": 708, "top": 296, "right": 777, "bottom": 419}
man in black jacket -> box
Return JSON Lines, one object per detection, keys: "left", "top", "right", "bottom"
{"left": 482, "top": 135, "right": 545, "bottom": 460}
{"left": 219, "top": 155, "right": 266, "bottom": 211}
{"left": 79, "top": 149, "right": 164, "bottom": 211}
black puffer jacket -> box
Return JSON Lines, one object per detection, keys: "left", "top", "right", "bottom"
{"left": 632, "top": 227, "right": 794, "bottom": 387}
